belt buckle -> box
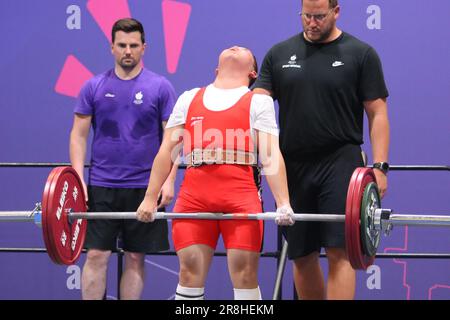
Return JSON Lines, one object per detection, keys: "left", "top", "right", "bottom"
{"left": 191, "top": 148, "right": 203, "bottom": 167}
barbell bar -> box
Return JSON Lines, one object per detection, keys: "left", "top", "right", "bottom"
{"left": 0, "top": 166, "right": 449, "bottom": 269}
{"left": 0, "top": 212, "right": 36, "bottom": 222}
{"left": 386, "top": 214, "right": 450, "bottom": 227}
{"left": 1, "top": 210, "right": 449, "bottom": 226}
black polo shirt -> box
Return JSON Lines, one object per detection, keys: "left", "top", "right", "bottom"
{"left": 255, "top": 32, "right": 389, "bottom": 157}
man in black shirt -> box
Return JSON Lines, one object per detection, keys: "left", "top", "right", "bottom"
{"left": 254, "top": 0, "right": 390, "bottom": 299}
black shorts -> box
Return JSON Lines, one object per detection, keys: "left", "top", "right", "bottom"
{"left": 282, "top": 144, "right": 365, "bottom": 259}
{"left": 84, "top": 186, "right": 169, "bottom": 253}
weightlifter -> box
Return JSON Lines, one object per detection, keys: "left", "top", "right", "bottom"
{"left": 253, "top": 0, "right": 391, "bottom": 299}
{"left": 137, "top": 46, "right": 295, "bottom": 300}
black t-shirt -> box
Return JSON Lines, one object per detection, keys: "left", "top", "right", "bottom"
{"left": 255, "top": 32, "right": 389, "bottom": 157}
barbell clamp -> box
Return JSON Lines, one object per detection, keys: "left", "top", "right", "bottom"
{"left": 32, "top": 203, "right": 42, "bottom": 228}
{"left": 376, "top": 208, "right": 393, "bottom": 236}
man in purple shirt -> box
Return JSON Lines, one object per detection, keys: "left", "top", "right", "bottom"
{"left": 70, "top": 18, "right": 177, "bottom": 300}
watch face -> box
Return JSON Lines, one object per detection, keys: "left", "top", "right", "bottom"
{"left": 375, "top": 162, "right": 389, "bottom": 172}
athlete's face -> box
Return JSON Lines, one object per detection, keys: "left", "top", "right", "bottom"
{"left": 301, "top": 0, "right": 339, "bottom": 43}
{"left": 111, "top": 31, "right": 146, "bottom": 69}
{"left": 218, "top": 46, "right": 257, "bottom": 83}
{"left": 219, "top": 46, "right": 254, "bottom": 70}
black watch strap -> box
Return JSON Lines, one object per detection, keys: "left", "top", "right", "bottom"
{"left": 373, "top": 162, "right": 389, "bottom": 174}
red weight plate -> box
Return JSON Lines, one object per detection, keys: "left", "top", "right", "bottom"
{"left": 42, "top": 167, "right": 62, "bottom": 264}
{"left": 345, "top": 168, "right": 360, "bottom": 269}
{"left": 359, "top": 170, "right": 377, "bottom": 268}
{"left": 41, "top": 168, "right": 57, "bottom": 262}
{"left": 45, "top": 167, "right": 87, "bottom": 265}
{"left": 351, "top": 168, "right": 376, "bottom": 270}
{"left": 43, "top": 167, "right": 69, "bottom": 264}
{"left": 42, "top": 167, "right": 87, "bottom": 265}
{"left": 349, "top": 168, "right": 366, "bottom": 269}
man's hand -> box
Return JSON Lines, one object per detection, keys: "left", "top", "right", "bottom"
{"left": 137, "top": 196, "right": 157, "bottom": 223}
{"left": 373, "top": 169, "right": 388, "bottom": 198}
{"left": 275, "top": 204, "right": 295, "bottom": 226}
{"left": 158, "top": 179, "right": 175, "bottom": 208}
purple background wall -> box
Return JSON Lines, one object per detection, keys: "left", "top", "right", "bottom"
{"left": 0, "top": 0, "right": 449, "bottom": 300}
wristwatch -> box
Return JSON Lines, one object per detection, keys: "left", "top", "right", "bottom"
{"left": 373, "top": 162, "right": 389, "bottom": 174}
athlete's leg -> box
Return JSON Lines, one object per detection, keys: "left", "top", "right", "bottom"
{"left": 120, "top": 251, "right": 146, "bottom": 300}
{"left": 227, "top": 249, "right": 261, "bottom": 299}
{"left": 292, "top": 252, "right": 326, "bottom": 300}
{"left": 175, "top": 244, "right": 214, "bottom": 300}
{"left": 81, "top": 249, "right": 112, "bottom": 299}
{"left": 325, "top": 247, "right": 355, "bottom": 300}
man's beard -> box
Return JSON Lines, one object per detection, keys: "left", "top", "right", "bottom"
{"left": 305, "top": 25, "right": 333, "bottom": 43}
{"left": 119, "top": 58, "right": 137, "bottom": 69}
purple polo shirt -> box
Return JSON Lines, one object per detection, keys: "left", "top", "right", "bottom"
{"left": 74, "top": 68, "right": 176, "bottom": 188}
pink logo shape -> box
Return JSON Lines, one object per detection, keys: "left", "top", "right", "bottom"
{"left": 428, "top": 285, "right": 450, "bottom": 300}
{"left": 54, "top": 55, "right": 94, "bottom": 98}
{"left": 162, "top": 0, "right": 192, "bottom": 73}
{"left": 384, "top": 226, "right": 412, "bottom": 299}
{"left": 384, "top": 227, "right": 450, "bottom": 300}
{"left": 87, "top": 0, "right": 132, "bottom": 43}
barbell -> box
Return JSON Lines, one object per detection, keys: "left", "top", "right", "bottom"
{"left": 1, "top": 166, "right": 449, "bottom": 269}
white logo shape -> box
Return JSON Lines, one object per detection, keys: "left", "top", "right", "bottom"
{"left": 284, "top": 54, "right": 301, "bottom": 68}
{"left": 105, "top": 93, "right": 115, "bottom": 98}
{"left": 134, "top": 91, "right": 144, "bottom": 105}
{"left": 190, "top": 116, "right": 204, "bottom": 126}
{"left": 332, "top": 61, "right": 345, "bottom": 67}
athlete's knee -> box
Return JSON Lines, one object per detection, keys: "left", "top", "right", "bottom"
{"left": 234, "top": 271, "right": 258, "bottom": 288}
{"left": 325, "top": 248, "right": 354, "bottom": 273}
{"left": 294, "top": 251, "right": 320, "bottom": 269}
{"left": 124, "top": 252, "right": 145, "bottom": 268}
{"left": 325, "top": 247, "right": 349, "bottom": 264}
{"left": 180, "top": 250, "right": 203, "bottom": 269}
{"left": 178, "top": 253, "right": 205, "bottom": 284}
{"left": 229, "top": 259, "right": 259, "bottom": 288}
{"left": 85, "top": 249, "right": 111, "bottom": 268}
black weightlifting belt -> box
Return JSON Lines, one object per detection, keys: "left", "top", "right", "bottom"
{"left": 184, "top": 148, "right": 257, "bottom": 167}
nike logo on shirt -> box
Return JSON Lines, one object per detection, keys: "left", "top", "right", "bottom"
{"left": 332, "top": 61, "right": 345, "bottom": 67}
